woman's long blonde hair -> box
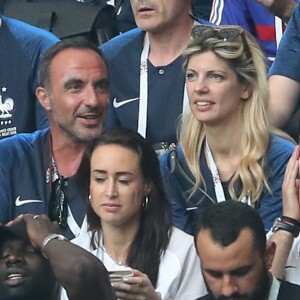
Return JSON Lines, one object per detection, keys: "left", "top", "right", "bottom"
{"left": 180, "top": 26, "right": 271, "bottom": 203}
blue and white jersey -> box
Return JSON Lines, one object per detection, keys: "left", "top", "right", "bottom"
{"left": 269, "top": 3, "right": 300, "bottom": 81}
{"left": 100, "top": 19, "right": 211, "bottom": 146}
{"left": 0, "top": 15, "right": 59, "bottom": 139}
{"left": 0, "top": 129, "right": 87, "bottom": 239}
{"left": 210, "top": 0, "right": 298, "bottom": 67}
{"left": 100, "top": 29, "right": 184, "bottom": 145}
{"left": 160, "top": 134, "right": 295, "bottom": 235}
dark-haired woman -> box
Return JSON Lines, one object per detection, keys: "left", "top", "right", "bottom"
{"left": 62, "top": 128, "right": 206, "bottom": 300}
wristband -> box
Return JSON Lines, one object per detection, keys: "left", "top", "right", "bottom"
{"left": 41, "top": 233, "right": 68, "bottom": 259}
{"left": 281, "top": 216, "right": 299, "bottom": 226}
{"left": 272, "top": 217, "right": 300, "bottom": 238}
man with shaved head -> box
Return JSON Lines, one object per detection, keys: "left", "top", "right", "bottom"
{"left": 194, "top": 201, "right": 300, "bottom": 300}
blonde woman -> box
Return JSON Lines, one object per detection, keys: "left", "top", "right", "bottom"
{"left": 160, "top": 25, "right": 295, "bottom": 235}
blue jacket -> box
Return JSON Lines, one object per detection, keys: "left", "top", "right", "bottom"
{"left": 0, "top": 15, "right": 59, "bottom": 139}
{"left": 160, "top": 134, "right": 295, "bottom": 235}
{"left": 0, "top": 129, "right": 87, "bottom": 239}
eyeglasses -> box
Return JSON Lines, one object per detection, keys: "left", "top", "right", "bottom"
{"left": 49, "top": 176, "right": 68, "bottom": 228}
{"left": 191, "top": 25, "right": 252, "bottom": 60}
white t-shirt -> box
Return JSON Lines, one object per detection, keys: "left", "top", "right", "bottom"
{"left": 283, "top": 235, "right": 300, "bottom": 284}
{"left": 61, "top": 227, "right": 207, "bottom": 300}
{"left": 268, "top": 276, "right": 280, "bottom": 299}
{"left": 266, "top": 230, "right": 300, "bottom": 285}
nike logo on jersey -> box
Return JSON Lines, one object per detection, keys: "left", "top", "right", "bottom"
{"left": 15, "top": 196, "right": 43, "bottom": 206}
{"left": 113, "top": 97, "right": 139, "bottom": 108}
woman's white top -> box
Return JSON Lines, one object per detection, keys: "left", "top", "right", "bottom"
{"left": 61, "top": 226, "right": 207, "bottom": 300}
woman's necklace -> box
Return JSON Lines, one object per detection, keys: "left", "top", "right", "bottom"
{"left": 99, "top": 235, "right": 126, "bottom": 266}
{"left": 102, "top": 246, "right": 125, "bottom": 266}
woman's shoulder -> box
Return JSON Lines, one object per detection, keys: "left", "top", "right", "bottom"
{"left": 159, "top": 227, "right": 198, "bottom": 274}
{"left": 167, "top": 227, "right": 195, "bottom": 252}
{"left": 268, "top": 133, "right": 295, "bottom": 158}
{"left": 270, "top": 133, "right": 296, "bottom": 146}
{"left": 157, "top": 228, "right": 204, "bottom": 299}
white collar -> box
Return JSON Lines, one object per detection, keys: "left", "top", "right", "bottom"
{"left": 268, "top": 276, "right": 280, "bottom": 300}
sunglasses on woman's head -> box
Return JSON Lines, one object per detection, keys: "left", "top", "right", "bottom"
{"left": 191, "top": 25, "right": 252, "bottom": 60}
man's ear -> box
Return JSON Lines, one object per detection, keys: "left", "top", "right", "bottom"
{"left": 36, "top": 87, "right": 51, "bottom": 111}
{"left": 264, "top": 240, "right": 276, "bottom": 270}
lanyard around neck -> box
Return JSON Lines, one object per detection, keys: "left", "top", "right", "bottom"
{"left": 137, "top": 33, "right": 190, "bottom": 138}
{"left": 51, "top": 156, "right": 87, "bottom": 237}
{"left": 205, "top": 140, "right": 253, "bottom": 206}
{"left": 205, "top": 140, "right": 226, "bottom": 203}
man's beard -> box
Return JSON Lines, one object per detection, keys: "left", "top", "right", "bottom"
{"left": 57, "top": 120, "right": 103, "bottom": 144}
{"left": 203, "top": 268, "right": 270, "bottom": 300}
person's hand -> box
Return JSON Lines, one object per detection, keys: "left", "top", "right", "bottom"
{"left": 282, "top": 146, "right": 300, "bottom": 220}
{"left": 255, "top": 0, "right": 274, "bottom": 6}
{"left": 255, "top": 0, "right": 296, "bottom": 22}
{"left": 6, "top": 214, "right": 60, "bottom": 248}
{"left": 255, "top": 0, "right": 292, "bottom": 9}
{"left": 111, "top": 269, "right": 161, "bottom": 300}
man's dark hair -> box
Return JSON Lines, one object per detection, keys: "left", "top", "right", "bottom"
{"left": 37, "top": 37, "right": 105, "bottom": 88}
{"left": 194, "top": 201, "right": 266, "bottom": 254}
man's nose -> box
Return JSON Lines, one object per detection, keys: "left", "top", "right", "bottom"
{"left": 84, "top": 86, "right": 99, "bottom": 107}
{"left": 5, "top": 252, "right": 25, "bottom": 266}
{"left": 221, "top": 275, "right": 238, "bottom": 297}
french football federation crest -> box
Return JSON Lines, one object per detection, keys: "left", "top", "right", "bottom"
{"left": 0, "top": 94, "right": 14, "bottom": 119}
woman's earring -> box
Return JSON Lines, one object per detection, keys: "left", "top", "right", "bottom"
{"left": 143, "top": 196, "right": 149, "bottom": 211}
{"left": 88, "top": 194, "right": 92, "bottom": 201}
